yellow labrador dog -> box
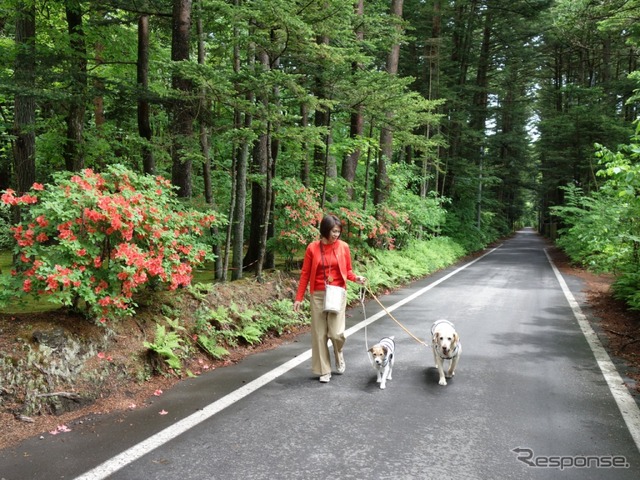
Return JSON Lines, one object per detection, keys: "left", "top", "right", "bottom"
{"left": 431, "top": 320, "right": 461, "bottom": 386}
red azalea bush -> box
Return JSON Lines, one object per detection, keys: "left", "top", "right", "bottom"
{"left": 269, "top": 178, "right": 324, "bottom": 270}
{"left": 0, "top": 164, "right": 220, "bottom": 324}
{"left": 337, "top": 206, "right": 387, "bottom": 249}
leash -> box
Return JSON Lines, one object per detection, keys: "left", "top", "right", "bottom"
{"left": 359, "top": 286, "right": 370, "bottom": 349}
{"left": 359, "top": 287, "right": 375, "bottom": 367}
{"left": 365, "top": 283, "right": 429, "bottom": 348}
{"left": 359, "top": 283, "right": 430, "bottom": 349}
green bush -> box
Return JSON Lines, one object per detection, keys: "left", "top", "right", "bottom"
{"left": 552, "top": 135, "right": 640, "bottom": 309}
{"left": 358, "top": 237, "right": 465, "bottom": 294}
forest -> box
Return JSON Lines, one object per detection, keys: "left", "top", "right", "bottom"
{"left": 2, "top": 0, "right": 640, "bottom": 315}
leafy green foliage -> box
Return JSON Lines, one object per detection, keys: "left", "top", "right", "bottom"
{"left": 0, "top": 203, "right": 12, "bottom": 250}
{"left": 359, "top": 237, "right": 465, "bottom": 293}
{"left": 552, "top": 132, "right": 640, "bottom": 309}
{"left": 192, "top": 304, "right": 231, "bottom": 359}
{"left": 191, "top": 296, "right": 308, "bottom": 355}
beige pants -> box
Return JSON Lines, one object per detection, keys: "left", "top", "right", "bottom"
{"left": 310, "top": 290, "right": 346, "bottom": 376}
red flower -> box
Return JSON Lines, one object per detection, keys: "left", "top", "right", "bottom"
{"left": 19, "top": 194, "right": 38, "bottom": 204}
{"left": 46, "top": 275, "right": 59, "bottom": 291}
{"left": 35, "top": 216, "right": 48, "bottom": 227}
{"left": 84, "top": 208, "right": 104, "bottom": 222}
{"left": 1, "top": 189, "right": 16, "bottom": 205}
{"left": 98, "top": 296, "right": 112, "bottom": 306}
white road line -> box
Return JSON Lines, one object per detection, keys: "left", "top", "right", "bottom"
{"left": 545, "top": 249, "right": 640, "bottom": 452}
{"left": 74, "top": 352, "right": 312, "bottom": 479}
{"left": 74, "top": 246, "right": 499, "bottom": 479}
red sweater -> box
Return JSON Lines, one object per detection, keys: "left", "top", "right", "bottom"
{"left": 295, "top": 239, "right": 357, "bottom": 302}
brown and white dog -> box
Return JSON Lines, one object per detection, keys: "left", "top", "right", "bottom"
{"left": 431, "top": 320, "right": 461, "bottom": 386}
{"left": 368, "top": 336, "right": 395, "bottom": 389}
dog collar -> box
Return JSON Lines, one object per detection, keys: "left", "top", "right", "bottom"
{"left": 381, "top": 353, "right": 393, "bottom": 367}
{"left": 435, "top": 342, "right": 460, "bottom": 360}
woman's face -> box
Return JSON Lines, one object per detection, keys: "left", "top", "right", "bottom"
{"left": 327, "top": 226, "right": 341, "bottom": 243}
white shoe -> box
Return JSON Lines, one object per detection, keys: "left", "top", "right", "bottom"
{"left": 319, "top": 374, "right": 331, "bottom": 383}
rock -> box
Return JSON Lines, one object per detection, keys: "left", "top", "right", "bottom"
{"left": 32, "top": 328, "right": 68, "bottom": 350}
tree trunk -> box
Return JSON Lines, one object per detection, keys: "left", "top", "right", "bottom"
{"left": 468, "top": 9, "right": 491, "bottom": 164}
{"left": 92, "top": 48, "right": 106, "bottom": 170}
{"left": 138, "top": 14, "right": 155, "bottom": 175}
{"left": 91, "top": 7, "right": 106, "bottom": 170}
{"left": 13, "top": 0, "right": 36, "bottom": 199}
{"left": 374, "top": 0, "right": 403, "bottom": 209}
{"left": 244, "top": 45, "right": 274, "bottom": 275}
{"left": 313, "top": 35, "right": 335, "bottom": 177}
{"left": 256, "top": 123, "right": 273, "bottom": 282}
{"left": 63, "top": 2, "right": 87, "bottom": 172}
{"left": 342, "top": 0, "right": 365, "bottom": 200}
{"left": 244, "top": 116, "right": 268, "bottom": 273}
{"left": 230, "top": 8, "right": 252, "bottom": 280}
{"left": 231, "top": 136, "right": 249, "bottom": 280}
{"left": 265, "top": 35, "right": 280, "bottom": 271}
{"left": 421, "top": 0, "right": 441, "bottom": 198}
{"left": 170, "top": 0, "right": 193, "bottom": 198}
{"left": 320, "top": 112, "right": 332, "bottom": 210}
{"left": 300, "top": 103, "right": 310, "bottom": 187}
{"left": 442, "top": 0, "right": 479, "bottom": 199}
{"left": 196, "top": 2, "right": 222, "bottom": 279}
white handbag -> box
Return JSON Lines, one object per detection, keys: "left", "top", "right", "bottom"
{"left": 320, "top": 242, "right": 345, "bottom": 314}
{"left": 323, "top": 284, "right": 346, "bottom": 313}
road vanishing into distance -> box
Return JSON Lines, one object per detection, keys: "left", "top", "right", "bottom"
{"left": 2, "top": 228, "right": 640, "bottom": 479}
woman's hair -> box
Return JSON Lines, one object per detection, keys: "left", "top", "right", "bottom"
{"left": 319, "top": 214, "right": 342, "bottom": 240}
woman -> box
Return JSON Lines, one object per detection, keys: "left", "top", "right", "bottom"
{"left": 293, "top": 214, "right": 366, "bottom": 383}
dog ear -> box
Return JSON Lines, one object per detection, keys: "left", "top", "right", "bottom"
{"left": 452, "top": 332, "right": 459, "bottom": 346}
{"left": 433, "top": 331, "right": 439, "bottom": 343}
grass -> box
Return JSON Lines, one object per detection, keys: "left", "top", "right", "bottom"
{"left": 1, "top": 251, "right": 62, "bottom": 314}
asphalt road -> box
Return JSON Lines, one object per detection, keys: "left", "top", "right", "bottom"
{"left": 2, "top": 228, "right": 640, "bottom": 479}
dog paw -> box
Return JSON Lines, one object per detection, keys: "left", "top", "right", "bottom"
{"left": 438, "top": 378, "right": 447, "bottom": 386}
{"left": 380, "top": 384, "right": 386, "bottom": 389}
{"left": 446, "top": 372, "right": 455, "bottom": 378}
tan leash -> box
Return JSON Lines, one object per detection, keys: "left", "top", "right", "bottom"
{"left": 360, "top": 283, "right": 429, "bottom": 348}
{"left": 359, "top": 287, "right": 376, "bottom": 367}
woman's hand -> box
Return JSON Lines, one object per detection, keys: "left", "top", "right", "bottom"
{"left": 293, "top": 300, "right": 302, "bottom": 312}
{"left": 356, "top": 276, "right": 366, "bottom": 284}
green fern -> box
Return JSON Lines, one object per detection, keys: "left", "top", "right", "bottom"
{"left": 144, "top": 324, "right": 184, "bottom": 373}
{"left": 236, "top": 324, "right": 262, "bottom": 345}
{"left": 196, "top": 333, "right": 230, "bottom": 359}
